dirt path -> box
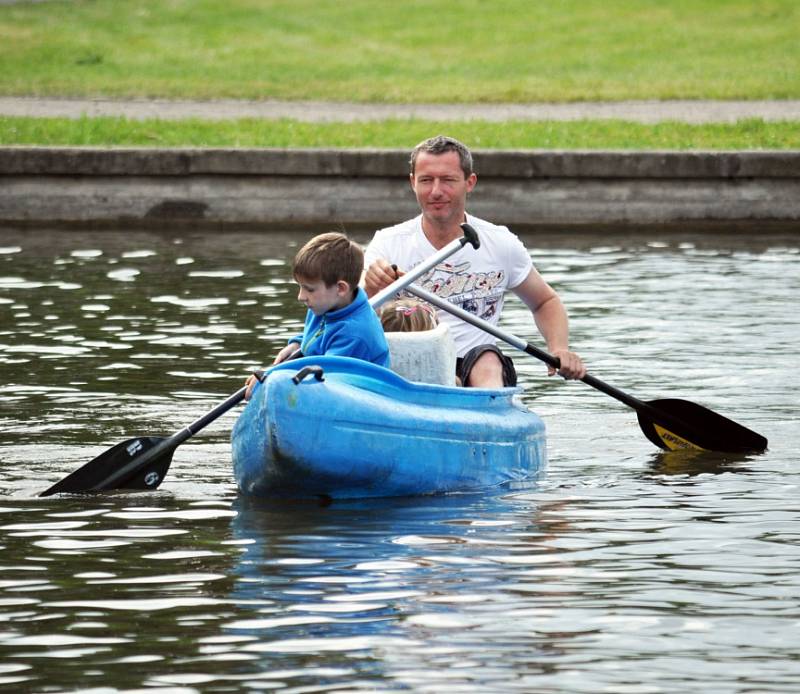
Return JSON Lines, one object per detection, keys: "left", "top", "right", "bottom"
{"left": 1, "top": 97, "right": 799, "bottom": 123}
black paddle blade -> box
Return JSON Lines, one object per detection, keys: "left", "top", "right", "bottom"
{"left": 636, "top": 398, "right": 767, "bottom": 454}
{"left": 39, "top": 436, "right": 174, "bottom": 497}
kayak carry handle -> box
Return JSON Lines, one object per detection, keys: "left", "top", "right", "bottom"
{"left": 292, "top": 365, "right": 325, "bottom": 385}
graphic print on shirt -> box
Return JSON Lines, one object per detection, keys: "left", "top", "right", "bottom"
{"left": 415, "top": 261, "right": 505, "bottom": 322}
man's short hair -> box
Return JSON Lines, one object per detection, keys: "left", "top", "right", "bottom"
{"left": 292, "top": 232, "right": 364, "bottom": 289}
{"left": 409, "top": 135, "right": 474, "bottom": 178}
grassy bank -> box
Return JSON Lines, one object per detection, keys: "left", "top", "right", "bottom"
{"left": 1, "top": 0, "right": 798, "bottom": 102}
{"left": 1, "top": 116, "right": 798, "bottom": 149}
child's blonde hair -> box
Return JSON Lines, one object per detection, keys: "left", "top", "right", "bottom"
{"left": 380, "top": 298, "right": 438, "bottom": 332}
{"left": 292, "top": 232, "right": 363, "bottom": 288}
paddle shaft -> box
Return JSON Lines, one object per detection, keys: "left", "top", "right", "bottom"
{"left": 96, "top": 386, "right": 248, "bottom": 490}
{"left": 406, "top": 283, "right": 684, "bottom": 423}
{"left": 369, "top": 223, "right": 479, "bottom": 308}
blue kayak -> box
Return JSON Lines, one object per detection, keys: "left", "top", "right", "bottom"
{"left": 231, "top": 355, "right": 546, "bottom": 499}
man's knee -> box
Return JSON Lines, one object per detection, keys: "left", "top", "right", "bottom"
{"left": 456, "top": 344, "right": 517, "bottom": 388}
{"left": 466, "top": 351, "right": 504, "bottom": 387}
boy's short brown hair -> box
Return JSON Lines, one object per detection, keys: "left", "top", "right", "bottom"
{"left": 292, "top": 232, "right": 364, "bottom": 289}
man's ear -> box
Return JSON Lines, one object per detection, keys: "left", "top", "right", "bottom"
{"left": 466, "top": 172, "right": 477, "bottom": 193}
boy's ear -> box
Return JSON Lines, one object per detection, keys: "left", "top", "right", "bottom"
{"left": 336, "top": 279, "right": 352, "bottom": 296}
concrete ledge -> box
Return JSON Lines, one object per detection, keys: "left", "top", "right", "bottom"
{"left": 1, "top": 147, "right": 799, "bottom": 231}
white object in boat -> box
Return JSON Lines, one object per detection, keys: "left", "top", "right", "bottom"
{"left": 384, "top": 322, "right": 457, "bottom": 386}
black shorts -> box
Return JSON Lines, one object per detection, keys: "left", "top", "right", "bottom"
{"left": 456, "top": 344, "right": 518, "bottom": 387}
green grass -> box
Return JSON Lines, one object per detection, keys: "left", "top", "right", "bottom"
{"left": 1, "top": 0, "right": 799, "bottom": 102}
{"left": 2, "top": 116, "right": 798, "bottom": 149}
{"left": 3, "top": 0, "right": 797, "bottom": 149}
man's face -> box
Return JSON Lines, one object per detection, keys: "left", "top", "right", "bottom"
{"left": 296, "top": 276, "right": 349, "bottom": 316}
{"left": 410, "top": 150, "right": 477, "bottom": 228}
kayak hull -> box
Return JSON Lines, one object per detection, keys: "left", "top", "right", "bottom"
{"left": 231, "top": 356, "right": 546, "bottom": 499}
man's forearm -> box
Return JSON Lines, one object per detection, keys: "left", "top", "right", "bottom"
{"left": 533, "top": 295, "right": 570, "bottom": 352}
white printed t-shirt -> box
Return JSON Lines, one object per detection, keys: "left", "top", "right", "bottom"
{"left": 365, "top": 213, "right": 533, "bottom": 357}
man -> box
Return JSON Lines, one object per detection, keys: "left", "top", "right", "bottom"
{"left": 363, "top": 135, "right": 585, "bottom": 388}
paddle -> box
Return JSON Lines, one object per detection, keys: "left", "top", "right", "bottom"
{"left": 39, "top": 389, "right": 247, "bottom": 497}
{"left": 406, "top": 282, "right": 767, "bottom": 454}
{"left": 40, "top": 224, "right": 480, "bottom": 496}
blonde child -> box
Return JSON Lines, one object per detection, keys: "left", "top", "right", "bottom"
{"left": 380, "top": 298, "right": 437, "bottom": 332}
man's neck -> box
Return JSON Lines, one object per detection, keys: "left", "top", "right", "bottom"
{"left": 421, "top": 215, "right": 467, "bottom": 250}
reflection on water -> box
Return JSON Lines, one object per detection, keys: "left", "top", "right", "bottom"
{"left": 0, "top": 227, "right": 798, "bottom": 692}
{"left": 645, "top": 449, "right": 757, "bottom": 478}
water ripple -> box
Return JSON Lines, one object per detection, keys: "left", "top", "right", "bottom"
{"left": 0, "top": 229, "right": 797, "bottom": 693}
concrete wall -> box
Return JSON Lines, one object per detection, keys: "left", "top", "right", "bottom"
{"left": 1, "top": 147, "right": 798, "bottom": 231}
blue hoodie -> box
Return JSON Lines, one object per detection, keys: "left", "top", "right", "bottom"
{"left": 290, "top": 287, "right": 390, "bottom": 367}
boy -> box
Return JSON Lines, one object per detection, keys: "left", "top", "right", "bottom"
{"left": 245, "top": 232, "right": 389, "bottom": 399}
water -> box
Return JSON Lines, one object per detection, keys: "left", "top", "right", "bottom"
{"left": 0, "top": 227, "right": 798, "bottom": 693}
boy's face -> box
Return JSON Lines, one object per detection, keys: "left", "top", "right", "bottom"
{"left": 295, "top": 276, "right": 352, "bottom": 316}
